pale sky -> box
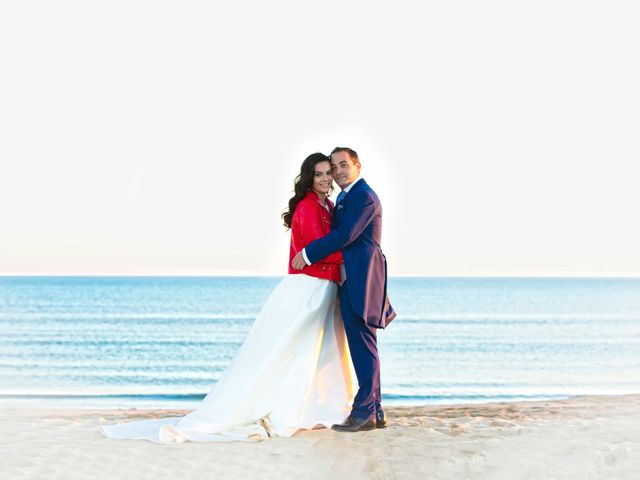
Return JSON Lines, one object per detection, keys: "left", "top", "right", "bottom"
{"left": 1, "top": 1, "right": 639, "bottom": 276}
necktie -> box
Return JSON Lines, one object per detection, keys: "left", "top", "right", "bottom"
{"left": 336, "top": 190, "right": 347, "bottom": 205}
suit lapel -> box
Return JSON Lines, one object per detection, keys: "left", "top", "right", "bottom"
{"left": 332, "top": 202, "right": 343, "bottom": 229}
{"left": 331, "top": 179, "right": 367, "bottom": 229}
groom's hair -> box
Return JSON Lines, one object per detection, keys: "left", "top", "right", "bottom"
{"left": 331, "top": 146, "right": 359, "bottom": 165}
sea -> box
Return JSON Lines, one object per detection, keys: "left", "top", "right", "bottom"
{"left": 1, "top": 276, "right": 639, "bottom": 409}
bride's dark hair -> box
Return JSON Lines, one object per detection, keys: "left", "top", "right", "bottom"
{"left": 282, "top": 152, "right": 333, "bottom": 229}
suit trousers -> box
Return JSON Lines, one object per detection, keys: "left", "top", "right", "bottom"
{"left": 338, "top": 281, "right": 381, "bottom": 418}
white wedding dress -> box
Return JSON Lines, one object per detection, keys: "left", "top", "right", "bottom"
{"left": 99, "top": 274, "right": 356, "bottom": 443}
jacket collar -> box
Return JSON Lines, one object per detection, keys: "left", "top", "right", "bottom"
{"left": 304, "top": 191, "right": 332, "bottom": 210}
{"left": 338, "top": 177, "right": 366, "bottom": 203}
{"left": 341, "top": 176, "right": 363, "bottom": 195}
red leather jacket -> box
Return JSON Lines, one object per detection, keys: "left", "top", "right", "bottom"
{"left": 289, "top": 191, "right": 343, "bottom": 282}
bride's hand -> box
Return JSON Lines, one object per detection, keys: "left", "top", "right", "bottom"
{"left": 292, "top": 251, "right": 306, "bottom": 270}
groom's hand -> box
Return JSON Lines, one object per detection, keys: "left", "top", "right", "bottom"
{"left": 292, "top": 251, "right": 307, "bottom": 270}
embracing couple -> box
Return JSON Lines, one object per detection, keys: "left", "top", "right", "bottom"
{"left": 100, "top": 147, "right": 396, "bottom": 443}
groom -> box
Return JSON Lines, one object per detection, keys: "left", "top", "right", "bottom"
{"left": 292, "top": 146, "right": 396, "bottom": 432}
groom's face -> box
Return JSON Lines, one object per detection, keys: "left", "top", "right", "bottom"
{"left": 330, "top": 151, "right": 361, "bottom": 189}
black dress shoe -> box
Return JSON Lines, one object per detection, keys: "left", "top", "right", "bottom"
{"left": 331, "top": 414, "right": 354, "bottom": 430}
{"left": 331, "top": 414, "right": 376, "bottom": 432}
{"left": 376, "top": 410, "right": 388, "bottom": 429}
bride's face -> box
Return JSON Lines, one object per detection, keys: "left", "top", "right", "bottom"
{"left": 312, "top": 161, "right": 333, "bottom": 196}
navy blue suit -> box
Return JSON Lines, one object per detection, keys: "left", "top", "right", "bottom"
{"left": 305, "top": 178, "right": 395, "bottom": 418}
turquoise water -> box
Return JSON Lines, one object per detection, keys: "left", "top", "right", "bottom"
{"left": 1, "top": 276, "right": 639, "bottom": 408}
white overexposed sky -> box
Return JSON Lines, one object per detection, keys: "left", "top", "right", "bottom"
{"left": 1, "top": 1, "right": 639, "bottom": 276}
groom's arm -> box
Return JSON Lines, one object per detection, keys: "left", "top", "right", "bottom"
{"left": 303, "top": 189, "right": 379, "bottom": 265}
{"left": 296, "top": 201, "right": 344, "bottom": 265}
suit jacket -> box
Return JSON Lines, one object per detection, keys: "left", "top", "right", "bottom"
{"left": 305, "top": 179, "right": 396, "bottom": 329}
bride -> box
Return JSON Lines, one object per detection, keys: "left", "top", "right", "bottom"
{"left": 100, "top": 152, "right": 356, "bottom": 443}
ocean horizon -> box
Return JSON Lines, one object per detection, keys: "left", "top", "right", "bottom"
{"left": 1, "top": 276, "right": 639, "bottom": 409}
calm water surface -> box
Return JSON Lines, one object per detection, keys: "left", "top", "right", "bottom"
{"left": 1, "top": 276, "right": 639, "bottom": 408}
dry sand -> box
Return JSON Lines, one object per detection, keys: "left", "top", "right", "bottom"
{"left": 1, "top": 394, "right": 639, "bottom": 479}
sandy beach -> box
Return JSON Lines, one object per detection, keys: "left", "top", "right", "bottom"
{"left": 1, "top": 394, "right": 638, "bottom": 479}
